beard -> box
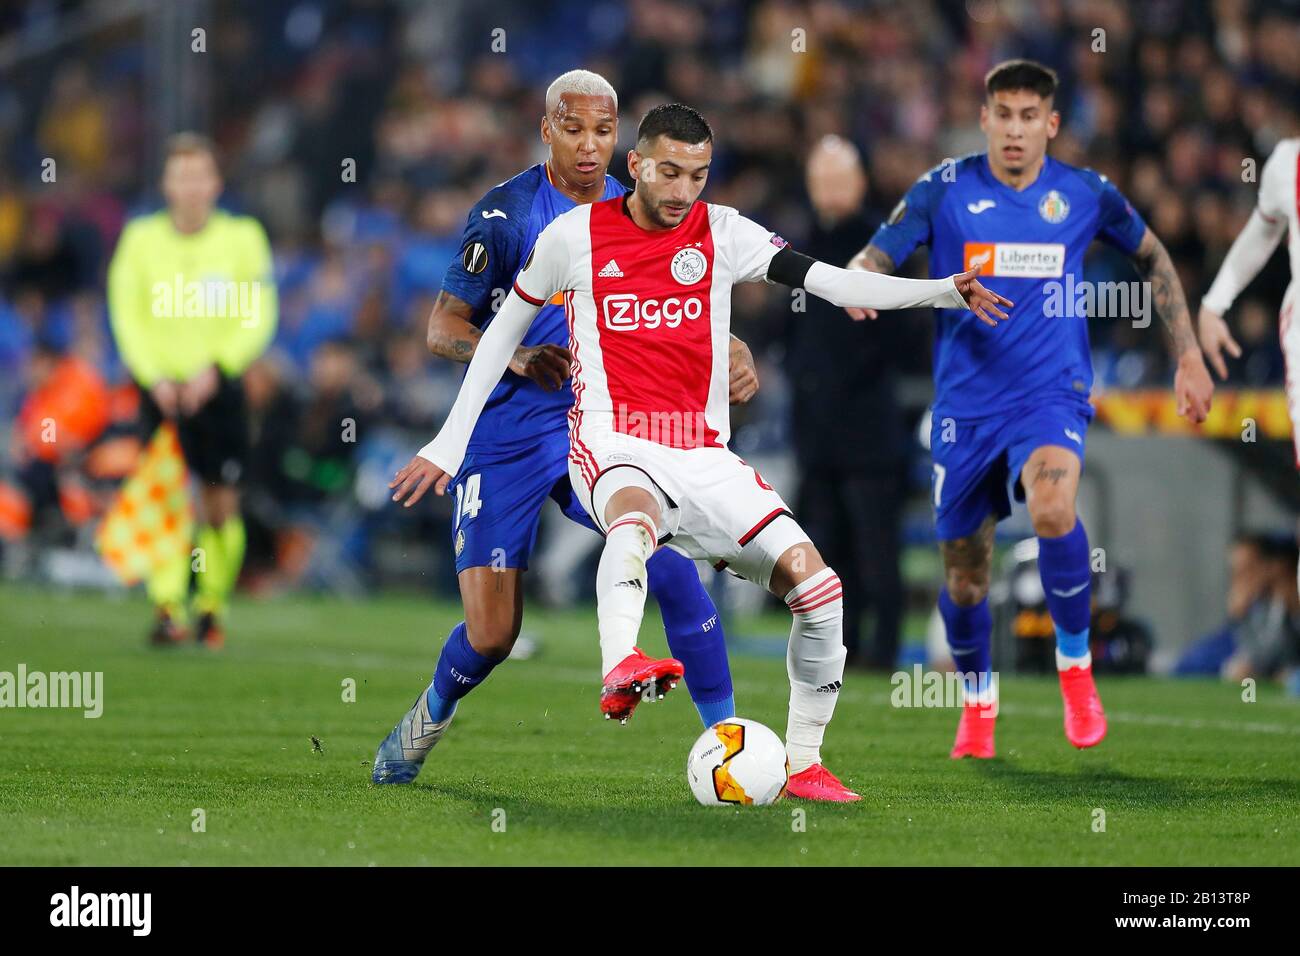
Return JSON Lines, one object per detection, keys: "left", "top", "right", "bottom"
{"left": 647, "top": 196, "right": 692, "bottom": 228}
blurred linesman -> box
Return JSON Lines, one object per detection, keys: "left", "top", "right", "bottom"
{"left": 107, "top": 133, "right": 277, "bottom": 648}
{"left": 786, "top": 136, "right": 907, "bottom": 671}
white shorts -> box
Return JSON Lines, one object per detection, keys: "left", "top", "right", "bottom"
{"left": 569, "top": 431, "right": 809, "bottom": 590}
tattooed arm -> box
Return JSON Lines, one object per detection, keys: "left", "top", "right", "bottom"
{"left": 843, "top": 245, "right": 897, "bottom": 321}
{"left": 1129, "top": 228, "right": 1214, "bottom": 423}
{"left": 848, "top": 244, "right": 896, "bottom": 274}
{"left": 425, "top": 290, "right": 483, "bottom": 362}
{"left": 425, "top": 289, "right": 571, "bottom": 391}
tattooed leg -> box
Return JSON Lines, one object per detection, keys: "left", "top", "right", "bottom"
{"left": 1023, "top": 444, "right": 1094, "bottom": 673}
{"left": 940, "top": 513, "right": 997, "bottom": 607}
{"left": 1020, "top": 445, "right": 1081, "bottom": 539}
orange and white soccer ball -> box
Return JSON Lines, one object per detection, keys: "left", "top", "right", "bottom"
{"left": 686, "top": 718, "right": 788, "bottom": 806}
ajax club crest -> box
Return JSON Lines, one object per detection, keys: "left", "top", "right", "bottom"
{"left": 670, "top": 247, "right": 708, "bottom": 285}
{"left": 1038, "top": 190, "right": 1070, "bottom": 224}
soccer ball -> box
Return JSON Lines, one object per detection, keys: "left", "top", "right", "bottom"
{"left": 686, "top": 718, "right": 788, "bottom": 806}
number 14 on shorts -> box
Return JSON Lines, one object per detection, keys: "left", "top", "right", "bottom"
{"left": 455, "top": 474, "right": 484, "bottom": 528}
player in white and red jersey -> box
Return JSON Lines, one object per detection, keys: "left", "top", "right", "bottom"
{"left": 1200, "top": 138, "right": 1300, "bottom": 462}
{"left": 393, "top": 104, "right": 1010, "bottom": 802}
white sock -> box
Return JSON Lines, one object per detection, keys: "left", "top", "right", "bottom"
{"left": 963, "top": 672, "right": 998, "bottom": 706}
{"left": 1056, "top": 649, "right": 1092, "bottom": 671}
{"left": 783, "top": 568, "right": 846, "bottom": 774}
{"left": 596, "top": 512, "right": 658, "bottom": 677}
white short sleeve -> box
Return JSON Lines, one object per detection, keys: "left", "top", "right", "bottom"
{"left": 514, "top": 210, "right": 579, "bottom": 304}
{"left": 710, "top": 205, "right": 787, "bottom": 285}
{"left": 1257, "top": 140, "right": 1297, "bottom": 223}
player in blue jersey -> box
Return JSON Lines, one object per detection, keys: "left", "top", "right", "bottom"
{"left": 848, "top": 60, "right": 1214, "bottom": 758}
{"left": 373, "top": 71, "right": 754, "bottom": 784}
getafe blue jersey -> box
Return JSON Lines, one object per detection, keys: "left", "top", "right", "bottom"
{"left": 869, "top": 153, "right": 1147, "bottom": 419}
{"left": 441, "top": 163, "right": 626, "bottom": 452}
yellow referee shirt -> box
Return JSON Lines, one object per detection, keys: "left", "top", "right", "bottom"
{"left": 107, "top": 209, "right": 278, "bottom": 387}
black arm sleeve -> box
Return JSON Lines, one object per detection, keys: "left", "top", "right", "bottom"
{"left": 766, "top": 246, "right": 817, "bottom": 288}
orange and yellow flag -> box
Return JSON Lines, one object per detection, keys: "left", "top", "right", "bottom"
{"left": 95, "top": 423, "right": 193, "bottom": 585}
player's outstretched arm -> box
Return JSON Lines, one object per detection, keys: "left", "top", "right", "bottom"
{"left": 391, "top": 288, "right": 543, "bottom": 507}
{"left": 1130, "top": 228, "right": 1214, "bottom": 423}
{"left": 425, "top": 289, "right": 571, "bottom": 391}
{"left": 769, "top": 248, "right": 1011, "bottom": 324}
{"left": 1198, "top": 210, "right": 1286, "bottom": 379}
{"left": 844, "top": 244, "right": 897, "bottom": 321}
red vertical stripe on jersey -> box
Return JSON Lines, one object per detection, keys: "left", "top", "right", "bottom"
{"left": 587, "top": 198, "right": 720, "bottom": 449}
{"left": 1282, "top": 301, "right": 1299, "bottom": 470}
{"left": 566, "top": 289, "right": 599, "bottom": 486}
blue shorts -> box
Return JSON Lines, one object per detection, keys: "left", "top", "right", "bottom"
{"left": 929, "top": 396, "right": 1093, "bottom": 541}
{"left": 449, "top": 428, "right": 596, "bottom": 573}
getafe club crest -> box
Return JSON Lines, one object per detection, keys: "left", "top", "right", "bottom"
{"left": 1038, "top": 190, "right": 1069, "bottom": 224}
{"left": 671, "top": 247, "right": 708, "bottom": 285}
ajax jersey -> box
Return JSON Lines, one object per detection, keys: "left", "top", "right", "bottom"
{"left": 512, "top": 195, "right": 786, "bottom": 475}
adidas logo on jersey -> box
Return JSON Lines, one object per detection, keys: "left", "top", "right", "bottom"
{"left": 598, "top": 259, "right": 624, "bottom": 278}
{"left": 816, "top": 681, "right": 842, "bottom": 694}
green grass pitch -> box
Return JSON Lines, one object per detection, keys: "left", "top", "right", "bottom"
{"left": 1, "top": 584, "right": 1297, "bottom": 866}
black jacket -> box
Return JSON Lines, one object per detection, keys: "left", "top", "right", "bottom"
{"left": 784, "top": 211, "right": 907, "bottom": 470}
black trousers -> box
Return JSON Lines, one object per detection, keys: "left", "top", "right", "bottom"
{"left": 139, "top": 374, "right": 249, "bottom": 487}
{"left": 796, "top": 465, "right": 905, "bottom": 668}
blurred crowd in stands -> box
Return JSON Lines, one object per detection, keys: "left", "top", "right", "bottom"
{"left": 2, "top": 0, "right": 1299, "bottom": 610}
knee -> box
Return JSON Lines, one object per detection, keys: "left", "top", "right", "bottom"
{"left": 604, "top": 486, "right": 662, "bottom": 532}
{"left": 788, "top": 564, "right": 843, "bottom": 623}
{"left": 770, "top": 541, "right": 827, "bottom": 599}
{"left": 464, "top": 607, "right": 519, "bottom": 660}
{"left": 204, "top": 487, "right": 239, "bottom": 525}
{"left": 944, "top": 569, "right": 989, "bottom": 607}
{"left": 1028, "top": 492, "right": 1075, "bottom": 539}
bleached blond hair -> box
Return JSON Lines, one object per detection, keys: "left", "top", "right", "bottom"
{"left": 545, "top": 69, "right": 618, "bottom": 116}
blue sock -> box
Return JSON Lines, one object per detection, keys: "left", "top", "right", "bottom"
{"left": 646, "top": 547, "right": 735, "bottom": 727}
{"left": 427, "top": 622, "right": 499, "bottom": 722}
{"left": 1037, "top": 520, "right": 1091, "bottom": 661}
{"left": 937, "top": 588, "right": 992, "bottom": 697}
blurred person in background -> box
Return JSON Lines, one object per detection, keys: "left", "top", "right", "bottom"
{"left": 284, "top": 341, "right": 377, "bottom": 510}
{"left": 107, "top": 133, "right": 277, "bottom": 648}
{"left": 265, "top": 340, "right": 379, "bottom": 592}
{"left": 240, "top": 354, "right": 300, "bottom": 589}
{"left": 7, "top": 337, "right": 110, "bottom": 539}
{"left": 785, "top": 135, "right": 905, "bottom": 671}
{"left": 1173, "top": 533, "right": 1300, "bottom": 683}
